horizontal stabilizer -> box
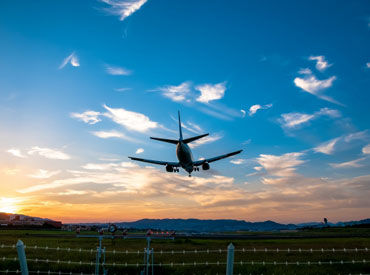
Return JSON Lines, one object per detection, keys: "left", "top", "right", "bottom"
{"left": 150, "top": 137, "right": 178, "bottom": 144}
{"left": 183, "top": 133, "right": 209, "bottom": 144}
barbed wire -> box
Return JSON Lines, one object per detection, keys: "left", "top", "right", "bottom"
{"left": 1, "top": 257, "right": 369, "bottom": 267}
{"left": 1, "top": 244, "right": 368, "bottom": 255}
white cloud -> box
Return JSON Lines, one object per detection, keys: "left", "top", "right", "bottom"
{"left": 105, "top": 64, "right": 131, "bottom": 75}
{"left": 186, "top": 122, "right": 203, "bottom": 134}
{"left": 103, "top": 105, "right": 158, "bottom": 133}
{"left": 70, "top": 111, "right": 102, "bottom": 124}
{"left": 101, "top": 0, "right": 147, "bottom": 21}
{"left": 188, "top": 134, "right": 222, "bottom": 148}
{"left": 313, "top": 138, "right": 340, "bottom": 155}
{"left": 28, "top": 146, "right": 71, "bottom": 160}
{"left": 280, "top": 113, "right": 315, "bottom": 128}
{"left": 366, "top": 62, "right": 370, "bottom": 69}
{"left": 240, "top": 109, "right": 246, "bottom": 117}
{"left": 82, "top": 161, "right": 137, "bottom": 171}
{"left": 309, "top": 55, "right": 332, "bottom": 71}
{"left": 155, "top": 82, "right": 191, "bottom": 102}
{"left": 230, "top": 159, "right": 245, "bottom": 165}
{"left": 362, "top": 144, "right": 370, "bottom": 154}
{"left": 92, "top": 130, "right": 122, "bottom": 139}
{"left": 254, "top": 166, "right": 263, "bottom": 171}
{"left": 195, "top": 82, "right": 226, "bottom": 104}
{"left": 7, "top": 148, "right": 27, "bottom": 158}
{"left": 330, "top": 158, "right": 365, "bottom": 169}
{"left": 344, "top": 130, "right": 368, "bottom": 142}
{"left": 59, "top": 52, "right": 80, "bottom": 69}
{"left": 313, "top": 131, "right": 367, "bottom": 155}
{"left": 91, "top": 130, "right": 137, "bottom": 143}
{"left": 115, "top": 88, "right": 131, "bottom": 92}
{"left": 248, "top": 104, "right": 272, "bottom": 116}
{"left": 3, "top": 168, "right": 20, "bottom": 175}
{"left": 257, "top": 152, "right": 304, "bottom": 178}
{"left": 82, "top": 163, "right": 118, "bottom": 170}
{"left": 298, "top": 68, "right": 312, "bottom": 75}
{"left": 279, "top": 107, "right": 340, "bottom": 128}
{"left": 28, "top": 169, "right": 61, "bottom": 179}
{"left": 135, "top": 148, "right": 144, "bottom": 154}
{"left": 294, "top": 74, "right": 339, "bottom": 104}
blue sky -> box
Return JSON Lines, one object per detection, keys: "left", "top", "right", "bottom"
{"left": 0, "top": 0, "right": 369, "bottom": 223}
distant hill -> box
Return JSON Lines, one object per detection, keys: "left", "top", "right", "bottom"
{"left": 112, "top": 218, "right": 297, "bottom": 232}
{"left": 3, "top": 213, "right": 369, "bottom": 232}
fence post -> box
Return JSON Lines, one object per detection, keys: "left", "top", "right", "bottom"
{"left": 146, "top": 237, "right": 151, "bottom": 275}
{"left": 95, "top": 236, "right": 103, "bottom": 275}
{"left": 226, "top": 243, "right": 234, "bottom": 275}
{"left": 16, "top": 240, "right": 28, "bottom": 275}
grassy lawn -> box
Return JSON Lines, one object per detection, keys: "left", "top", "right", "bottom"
{"left": 0, "top": 228, "right": 369, "bottom": 274}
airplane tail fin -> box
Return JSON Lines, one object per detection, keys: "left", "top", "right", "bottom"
{"left": 178, "top": 111, "right": 183, "bottom": 141}
{"left": 183, "top": 133, "right": 209, "bottom": 144}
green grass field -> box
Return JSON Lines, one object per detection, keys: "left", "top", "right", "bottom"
{"left": 0, "top": 228, "right": 369, "bottom": 274}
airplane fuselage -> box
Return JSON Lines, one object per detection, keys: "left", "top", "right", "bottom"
{"left": 176, "top": 141, "right": 194, "bottom": 174}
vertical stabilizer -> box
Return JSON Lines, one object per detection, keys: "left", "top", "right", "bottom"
{"left": 178, "top": 111, "right": 183, "bottom": 141}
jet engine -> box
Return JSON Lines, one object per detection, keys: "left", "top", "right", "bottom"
{"left": 202, "top": 162, "right": 210, "bottom": 170}
{"left": 166, "top": 165, "right": 174, "bottom": 172}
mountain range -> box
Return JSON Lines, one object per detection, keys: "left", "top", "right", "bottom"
{"left": 99, "top": 218, "right": 370, "bottom": 232}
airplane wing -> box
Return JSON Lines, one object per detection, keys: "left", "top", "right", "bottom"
{"left": 193, "top": 150, "right": 243, "bottom": 166}
{"left": 128, "top": 156, "right": 180, "bottom": 167}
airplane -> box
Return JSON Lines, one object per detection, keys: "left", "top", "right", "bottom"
{"left": 129, "top": 111, "right": 242, "bottom": 177}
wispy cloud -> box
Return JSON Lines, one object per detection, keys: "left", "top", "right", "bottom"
{"left": 105, "top": 64, "right": 132, "bottom": 75}
{"left": 257, "top": 152, "right": 305, "bottom": 178}
{"left": 28, "top": 146, "right": 71, "bottom": 160}
{"left": 330, "top": 158, "right": 365, "bottom": 169}
{"left": 279, "top": 107, "right": 340, "bottom": 128}
{"left": 70, "top": 111, "right": 102, "bottom": 124}
{"left": 3, "top": 168, "right": 20, "bottom": 175}
{"left": 7, "top": 148, "right": 27, "bottom": 158}
{"left": 294, "top": 72, "right": 340, "bottom": 105}
{"left": 344, "top": 130, "right": 368, "bottom": 142}
{"left": 240, "top": 109, "right": 246, "bottom": 117}
{"left": 366, "top": 62, "right": 370, "bottom": 69}
{"left": 135, "top": 148, "right": 144, "bottom": 154}
{"left": 100, "top": 0, "right": 148, "bottom": 21}
{"left": 248, "top": 104, "right": 272, "bottom": 116}
{"left": 91, "top": 130, "right": 137, "bottom": 142}
{"left": 309, "top": 55, "right": 332, "bottom": 71}
{"left": 28, "top": 169, "right": 61, "bottom": 179}
{"left": 314, "top": 131, "right": 368, "bottom": 155}
{"left": 154, "top": 82, "right": 191, "bottom": 102}
{"left": 59, "top": 52, "right": 80, "bottom": 69}
{"left": 298, "top": 68, "right": 312, "bottom": 75}
{"left": 230, "top": 159, "right": 245, "bottom": 165}
{"left": 314, "top": 137, "right": 340, "bottom": 155}
{"left": 188, "top": 134, "right": 222, "bottom": 148}
{"left": 195, "top": 82, "right": 226, "bottom": 104}
{"left": 170, "top": 116, "right": 204, "bottom": 135}
{"left": 115, "top": 88, "right": 131, "bottom": 92}
{"left": 362, "top": 144, "right": 370, "bottom": 154}
{"left": 103, "top": 105, "right": 158, "bottom": 133}
{"left": 82, "top": 162, "right": 137, "bottom": 171}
